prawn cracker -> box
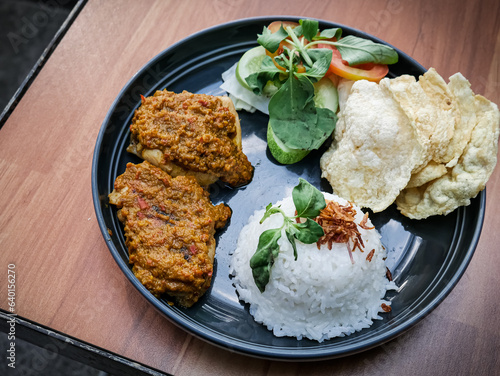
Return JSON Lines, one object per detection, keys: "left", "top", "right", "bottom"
{"left": 380, "top": 69, "right": 458, "bottom": 167}
{"left": 396, "top": 95, "right": 500, "bottom": 219}
{"left": 443, "top": 73, "right": 477, "bottom": 168}
{"left": 320, "top": 80, "right": 424, "bottom": 213}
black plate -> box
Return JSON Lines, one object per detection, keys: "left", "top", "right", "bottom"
{"left": 92, "top": 16, "right": 485, "bottom": 360}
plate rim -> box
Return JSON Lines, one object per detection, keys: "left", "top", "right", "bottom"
{"left": 91, "top": 16, "right": 485, "bottom": 361}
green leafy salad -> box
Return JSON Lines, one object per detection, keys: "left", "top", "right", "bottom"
{"left": 224, "top": 18, "right": 398, "bottom": 164}
{"left": 250, "top": 178, "right": 326, "bottom": 292}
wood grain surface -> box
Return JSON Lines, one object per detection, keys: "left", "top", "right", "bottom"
{"left": 1, "top": 0, "right": 499, "bottom": 374}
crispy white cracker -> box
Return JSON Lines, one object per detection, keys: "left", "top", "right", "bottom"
{"left": 405, "top": 161, "right": 448, "bottom": 189}
{"left": 320, "top": 80, "right": 424, "bottom": 212}
{"left": 417, "top": 68, "right": 458, "bottom": 165}
{"left": 396, "top": 95, "right": 500, "bottom": 219}
{"left": 401, "top": 72, "right": 477, "bottom": 189}
{"left": 444, "top": 73, "right": 477, "bottom": 168}
{"left": 380, "top": 70, "right": 456, "bottom": 168}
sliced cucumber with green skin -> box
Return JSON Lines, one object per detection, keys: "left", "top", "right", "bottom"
{"left": 267, "top": 122, "right": 310, "bottom": 165}
{"left": 236, "top": 46, "right": 268, "bottom": 90}
{"left": 313, "top": 76, "right": 339, "bottom": 113}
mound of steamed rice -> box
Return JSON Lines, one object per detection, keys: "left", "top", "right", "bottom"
{"left": 230, "top": 192, "right": 396, "bottom": 342}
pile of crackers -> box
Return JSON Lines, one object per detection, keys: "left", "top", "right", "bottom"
{"left": 321, "top": 69, "right": 500, "bottom": 219}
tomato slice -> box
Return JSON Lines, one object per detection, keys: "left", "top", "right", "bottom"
{"left": 264, "top": 21, "right": 306, "bottom": 73}
{"left": 317, "top": 43, "right": 389, "bottom": 82}
{"left": 267, "top": 21, "right": 300, "bottom": 34}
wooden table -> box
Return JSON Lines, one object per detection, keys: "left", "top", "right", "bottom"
{"left": 1, "top": 0, "right": 499, "bottom": 374}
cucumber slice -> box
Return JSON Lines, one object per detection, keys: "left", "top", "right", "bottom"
{"left": 267, "top": 122, "right": 310, "bottom": 165}
{"left": 236, "top": 46, "right": 268, "bottom": 90}
{"left": 313, "top": 76, "right": 339, "bottom": 113}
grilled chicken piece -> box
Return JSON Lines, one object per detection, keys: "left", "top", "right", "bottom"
{"left": 127, "top": 90, "right": 253, "bottom": 188}
{"left": 108, "top": 161, "right": 231, "bottom": 307}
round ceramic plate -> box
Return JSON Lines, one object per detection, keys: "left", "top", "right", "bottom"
{"left": 91, "top": 17, "right": 485, "bottom": 360}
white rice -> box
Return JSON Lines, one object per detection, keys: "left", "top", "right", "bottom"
{"left": 230, "top": 192, "right": 397, "bottom": 342}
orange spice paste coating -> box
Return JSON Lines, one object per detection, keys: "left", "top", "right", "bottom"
{"left": 108, "top": 161, "right": 231, "bottom": 307}
{"left": 130, "top": 90, "right": 253, "bottom": 187}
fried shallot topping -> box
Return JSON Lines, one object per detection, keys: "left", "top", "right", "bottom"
{"left": 315, "top": 200, "right": 374, "bottom": 264}
{"left": 386, "top": 267, "right": 393, "bottom": 282}
{"left": 381, "top": 303, "right": 392, "bottom": 312}
{"left": 366, "top": 249, "right": 375, "bottom": 262}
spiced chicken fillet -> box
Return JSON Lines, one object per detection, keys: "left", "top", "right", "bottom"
{"left": 108, "top": 161, "right": 231, "bottom": 307}
{"left": 127, "top": 90, "right": 253, "bottom": 188}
